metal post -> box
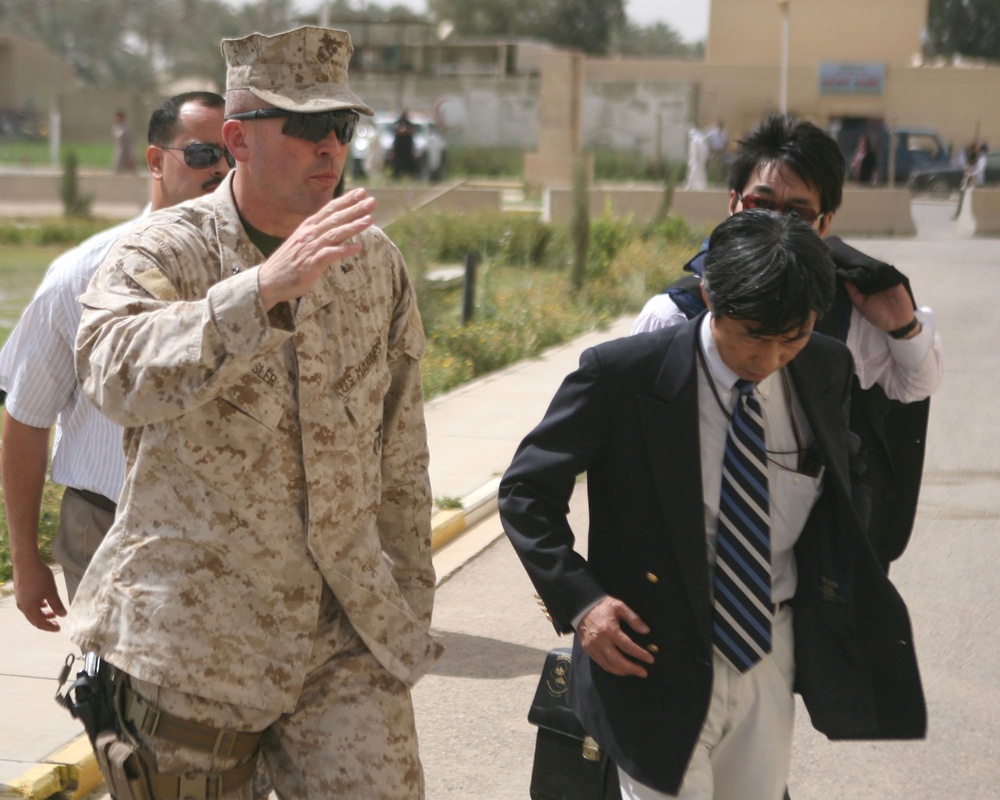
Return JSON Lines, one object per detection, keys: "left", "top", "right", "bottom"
{"left": 778, "top": 0, "right": 790, "bottom": 115}
{"left": 888, "top": 118, "right": 897, "bottom": 187}
{"left": 461, "top": 252, "right": 478, "bottom": 325}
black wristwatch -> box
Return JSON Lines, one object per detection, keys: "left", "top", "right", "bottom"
{"left": 888, "top": 317, "right": 920, "bottom": 339}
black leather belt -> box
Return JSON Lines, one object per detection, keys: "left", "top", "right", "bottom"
{"left": 67, "top": 487, "right": 117, "bottom": 514}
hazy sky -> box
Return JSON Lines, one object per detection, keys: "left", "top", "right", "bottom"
{"left": 275, "top": 0, "right": 711, "bottom": 43}
{"left": 627, "top": 0, "right": 710, "bottom": 42}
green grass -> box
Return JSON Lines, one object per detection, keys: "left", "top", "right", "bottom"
{"left": 0, "top": 140, "right": 117, "bottom": 171}
{"left": 0, "top": 244, "right": 66, "bottom": 347}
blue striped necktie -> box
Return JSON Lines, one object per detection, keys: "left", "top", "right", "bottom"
{"left": 713, "top": 379, "right": 773, "bottom": 673}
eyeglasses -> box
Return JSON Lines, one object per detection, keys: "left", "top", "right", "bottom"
{"left": 225, "top": 109, "right": 359, "bottom": 145}
{"left": 159, "top": 143, "right": 235, "bottom": 170}
{"left": 737, "top": 192, "right": 822, "bottom": 225}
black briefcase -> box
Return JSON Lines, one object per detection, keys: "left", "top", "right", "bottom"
{"left": 527, "top": 648, "right": 622, "bottom": 800}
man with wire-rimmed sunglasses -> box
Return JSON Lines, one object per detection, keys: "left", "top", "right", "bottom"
{"left": 1, "top": 91, "right": 229, "bottom": 635}
{"left": 69, "top": 26, "right": 438, "bottom": 799}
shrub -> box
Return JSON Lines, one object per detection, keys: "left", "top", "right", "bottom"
{"left": 392, "top": 212, "right": 558, "bottom": 269}
{"left": 0, "top": 217, "right": 115, "bottom": 246}
{"left": 587, "top": 204, "right": 639, "bottom": 279}
{"left": 593, "top": 149, "right": 680, "bottom": 182}
{"left": 445, "top": 146, "right": 524, "bottom": 178}
{"left": 60, "top": 150, "right": 93, "bottom": 218}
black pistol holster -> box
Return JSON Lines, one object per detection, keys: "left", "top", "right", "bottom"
{"left": 56, "top": 652, "right": 159, "bottom": 799}
{"left": 55, "top": 654, "right": 259, "bottom": 800}
{"left": 55, "top": 652, "right": 120, "bottom": 749}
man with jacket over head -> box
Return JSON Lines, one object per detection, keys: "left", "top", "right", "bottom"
{"left": 633, "top": 114, "right": 943, "bottom": 572}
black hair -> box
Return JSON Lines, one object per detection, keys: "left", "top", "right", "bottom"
{"left": 147, "top": 91, "right": 226, "bottom": 146}
{"left": 728, "top": 114, "right": 845, "bottom": 215}
{"left": 702, "top": 209, "right": 835, "bottom": 336}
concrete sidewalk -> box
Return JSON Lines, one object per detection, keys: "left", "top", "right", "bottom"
{"left": 0, "top": 312, "right": 635, "bottom": 798}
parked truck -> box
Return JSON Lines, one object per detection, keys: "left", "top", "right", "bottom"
{"left": 834, "top": 121, "right": 951, "bottom": 186}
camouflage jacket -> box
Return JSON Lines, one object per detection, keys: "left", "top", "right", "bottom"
{"left": 70, "top": 174, "right": 441, "bottom": 712}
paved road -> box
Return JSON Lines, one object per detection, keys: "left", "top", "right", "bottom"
{"left": 414, "top": 200, "right": 1000, "bottom": 799}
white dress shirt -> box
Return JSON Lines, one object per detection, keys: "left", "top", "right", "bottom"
{"left": 632, "top": 292, "right": 942, "bottom": 403}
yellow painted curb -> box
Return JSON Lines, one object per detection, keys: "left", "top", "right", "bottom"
{"left": 430, "top": 508, "right": 467, "bottom": 551}
{"left": 2, "top": 762, "right": 65, "bottom": 799}
{"left": 53, "top": 736, "right": 103, "bottom": 800}
{"left": 1, "top": 735, "right": 103, "bottom": 800}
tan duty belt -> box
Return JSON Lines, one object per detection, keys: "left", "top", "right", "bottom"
{"left": 146, "top": 756, "right": 258, "bottom": 800}
{"left": 123, "top": 683, "right": 262, "bottom": 761}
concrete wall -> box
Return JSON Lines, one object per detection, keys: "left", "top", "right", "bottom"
{"left": 969, "top": 189, "right": 1000, "bottom": 236}
{"left": 0, "top": 174, "right": 503, "bottom": 228}
{"left": 543, "top": 184, "right": 669, "bottom": 226}
{"left": 369, "top": 184, "right": 503, "bottom": 228}
{"left": 351, "top": 72, "right": 696, "bottom": 162}
{"left": 0, "top": 172, "right": 918, "bottom": 240}
{"left": 543, "top": 185, "right": 916, "bottom": 237}
{"left": 0, "top": 35, "right": 76, "bottom": 110}
{"left": 60, "top": 90, "right": 155, "bottom": 145}
{"left": 0, "top": 172, "right": 150, "bottom": 218}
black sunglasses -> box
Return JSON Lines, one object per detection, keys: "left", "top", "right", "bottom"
{"left": 737, "top": 192, "right": 822, "bottom": 225}
{"left": 160, "top": 143, "right": 235, "bottom": 170}
{"left": 226, "top": 109, "right": 359, "bottom": 145}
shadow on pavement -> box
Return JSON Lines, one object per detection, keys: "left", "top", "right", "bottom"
{"left": 429, "top": 629, "right": 550, "bottom": 679}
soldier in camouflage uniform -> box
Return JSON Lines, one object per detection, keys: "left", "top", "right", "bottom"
{"left": 71, "top": 26, "right": 441, "bottom": 799}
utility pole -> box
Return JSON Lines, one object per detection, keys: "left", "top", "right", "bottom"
{"left": 778, "top": 0, "right": 790, "bottom": 115}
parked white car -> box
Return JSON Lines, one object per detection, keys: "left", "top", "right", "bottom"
{"left": 350, "top": 111, "right": 447, "bottom": 181}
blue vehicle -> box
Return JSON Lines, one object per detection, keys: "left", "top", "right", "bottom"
{"left": 836, "top": 121, "right": 950, "bottom": 186}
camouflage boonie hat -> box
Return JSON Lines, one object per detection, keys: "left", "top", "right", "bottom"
{"left": 222, "top": 26, "right": 374, "bottom": 116}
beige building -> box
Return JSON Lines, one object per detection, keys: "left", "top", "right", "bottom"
{"left": 0, "top": 32, "right": 76, "bottom": 137}
{"left": 619, "top": 0, "right": 998, "bottom": 155}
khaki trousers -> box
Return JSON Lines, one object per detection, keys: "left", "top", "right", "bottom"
{"left": 52, "top": 488, "right": 114, "bottom": 601}
{"left": 619, "top": 606, "right": 795, "bottom": 800}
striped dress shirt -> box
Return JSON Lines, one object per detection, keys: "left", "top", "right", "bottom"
{"left": 0, "top": 215, "right": 145, "bottom": 501}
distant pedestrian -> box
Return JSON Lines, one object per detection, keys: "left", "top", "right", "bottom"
{"left": 850, "top": 133, "right": 877, "bottom": 184}
{"left": 954, "top": 141, "right": 988, "bottom": 218}
{"left": 111, "top": 110, "right": 137, "bottom": 174}
{"left": 392, "top": 109, "right": 417, "bottom": 179}
{"left": 683, "top": 126, "right": 709, "bottom": 190}
{"left": 705, "top": 119, "right": 729, "bottom": 182}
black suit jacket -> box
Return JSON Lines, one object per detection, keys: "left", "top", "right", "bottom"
{"left": 499, "top": 317, "right": 925, "bottom": 795}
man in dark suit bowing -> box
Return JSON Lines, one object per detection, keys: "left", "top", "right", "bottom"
{"left": 499, "top": 209, "right": 925, "bottom": 800}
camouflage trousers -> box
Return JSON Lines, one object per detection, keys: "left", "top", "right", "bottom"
{"left": 126, "top": 587, "right": 425, "bottom": 799}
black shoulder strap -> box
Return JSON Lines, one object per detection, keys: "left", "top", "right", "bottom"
{"left": 663, "top": 275, "right": 706, "bottom": 320}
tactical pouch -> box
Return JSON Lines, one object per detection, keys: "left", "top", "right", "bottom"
{"left": 527, "top": 648, "right": 621, "bottom": 800}
{"left": 93, "top": 729, "right": 154, "bottom": 800}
